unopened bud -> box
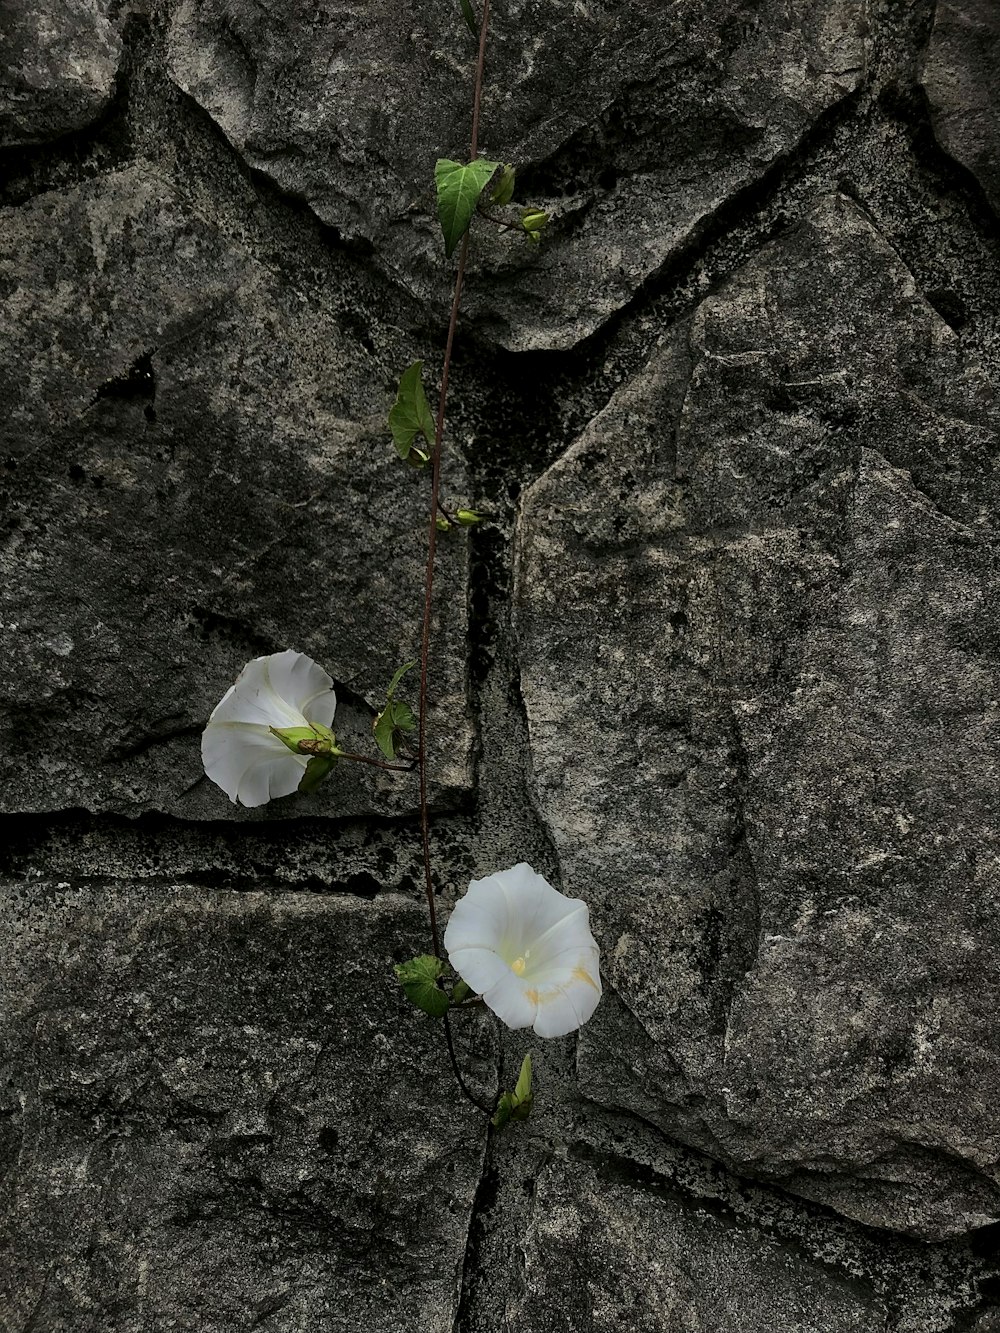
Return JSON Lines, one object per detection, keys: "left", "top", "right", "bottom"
{"left": 490, "top": 164, "right": 516, "bottom": 207}
{"left": 521, "top": 207, "right": 549, "bottom": 241}
{"left": 270, "top": 722, "right": 336, "bottom": 756}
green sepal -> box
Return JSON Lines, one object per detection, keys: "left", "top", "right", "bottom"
{"left": 435, "top": 158, "right": 500, "bottom": 257}
{"left": 270, "top": 722, "right": 335, "bottom": 756}
{"left": 452, "top": 979, "right": 472, "bottom": 1005}
{"left": 389, "top": 361, "right": 436, "bottom": 461}
{"left": 395, "top": 954, "right": 451, "bottom": 1018}
{"left": 455, "top": 509, "right": 482, "bottom": 526}
{"left": 489, "top": 164, "right": 516, "bottom": 207}
{"left": 298, "top": 753, "right": 335, "bottom": 794}
{"left": 459, "top": 0, "right": 478, "bottom": 38}
{"left": 436, "top": 516, "right": 452, "bottom": 532}
{"left": 491, "top": 1053, "right": 534, "bottom": 1129}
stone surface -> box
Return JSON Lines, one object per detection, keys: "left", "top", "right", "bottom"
{"left": 0, "top": 165, "right": 473, "bottom": 817}
{"left": 509, "top": 1157, "right": 883, "bottom": 1332}
{"left": 165, "top": 0, "right": 866, "bottom": 351}
{"left": 514, "top": 193, "right": 1000, "bottom": 1238}
{"left": 923, "top": 0, "right": 1000, "bottom": 215}
{"left": 0, "top": 882, "right": 492, "bottom": 1331}
{"left": 0, "top": 0, "right": 123, "bottom": 146}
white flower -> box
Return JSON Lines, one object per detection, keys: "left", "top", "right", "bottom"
{"left": 444, "top": 863, "right": 602, "bottom": 1038}
{"left": 201, "top": 650, "right": 337, "bottom": 807}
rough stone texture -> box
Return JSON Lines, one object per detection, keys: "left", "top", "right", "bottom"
{"left": 0, "top": 0, "right": 123, "bottom": 146}
{"left": 0, "top": 165, "right": 473, "bottom": 817}
{"left": 0, "top": 882, "right": 493, "bottom": 1331}
{"left": 515, "top": 193, "right": 1000, "bottom": 1239}
{"left": 509, "top": 1157, "right": 883, "bottom": 1332}
{"left": 165, "top": 0, "right": 867, "bottom": 351}
{"left": 4, "top": 0, "right": 1000, "bottom": 1327}
{"left": 923, "top": 0, "right": 1000, "bottom": 215}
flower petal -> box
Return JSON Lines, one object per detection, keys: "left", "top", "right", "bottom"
{"left": 527, "top": 906, "right": 598, "bottom": 971}
{"left": 482, "top": 972, "right": 539, "bottom": 1030}
{"left": 265, "top": 649, "right": 337, "bottom": 726}
{"left": 443, "top": 894, "right": 508, "bottom": 955}
{"left": 209, "top": 656, "right": 306, "bottom": 729}
{"left": 446, "top": 945, "right": 511, "bottom": 996}
{"left": 494, "top": 863, "right": 586, "bottom": 956}
{"left": 454, "top": 875, "right": 517, "bottom": 941}
{"left": 532, "top": 962, "right": 602, "bottom": 1037}
{"left": 202, "top": 721, "right": 307, "bottom": 806}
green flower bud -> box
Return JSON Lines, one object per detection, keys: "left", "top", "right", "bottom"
{"left": 521, "top": 207, "right": 549, "bottom": 241}
{"left": 269, "top": 722, "right": 337, "bottom": 756}
{"left": 455, "top": 509, "right": 483, "bottom": 526}
{"left": 490, "top": 164, "right": 516, "bottom": 207}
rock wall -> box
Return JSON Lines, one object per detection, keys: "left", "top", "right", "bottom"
{"left": 2, "top": 1, "right": 999, "bottom": 1329}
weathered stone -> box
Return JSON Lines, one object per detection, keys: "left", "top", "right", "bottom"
{"left": 514, "top": 193, "right": 1000, "bottom": 1237}
{"left": 508, "top": 1157, "right": 883, "bottom": 1332}
{"left": 923, "top": 0, "right": 1000, "bottom": 216}
{"left": 0, "top": 882, "right": 492, "bottom": 1331}
{"left": 165, "top": 0, "right": 866, "bottom": 351}
{"left": 0, "top": 165, "right": 473, "bottom": 817}
{"left": 0, "top": 0, "right": 123, "bottom": 146}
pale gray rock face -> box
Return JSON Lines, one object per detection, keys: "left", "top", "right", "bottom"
{"left": 0, "top": 883, "right": 492, "bottom": 1333}
{"left": 165, "top": 0, "right": 867, "bottom": 351}
{"left": 0, "top": 0, "right": 122, "bottom": 145}
{"left": 923, "top": 0, "right": 1000, "bottom": 215}
{"left": 514, "top": 194, "right": 1000, "bottom": 1238}
{"left": 0, "top": 166, "right": 472, "bottom": 817}
{"left": 510, "top": 1158, "right": 884, "bottom": 1332}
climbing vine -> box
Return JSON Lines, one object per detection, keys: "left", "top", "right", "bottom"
{"left": 201, "top": 0, "right": 601, "bottom": 1126}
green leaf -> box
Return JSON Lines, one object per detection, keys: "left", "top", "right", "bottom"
{"left": 491, "top": 1052, "right": 534, "bottom": 1129}
{"left": 452, "top": 979, "right": 472, "bottom": 1005}
{"left": 395, "top": 954, "right": 450, "bottom": 1018}
{"left": 298, "top": 754, "right": 335, "bottom": 794}
{"left": 489, "top": 164, "right": 516, "bottom": 207}
{"left": 389, "top": 361, "right": 436, "bottom": 460}
{"left": 373, "top": 698, "right": 417, "bottom": 760}
{"left": 459, "top": 0, "right": 478, "bottom": 38}
{"left": 386, "top": 661, "right": 416, "bottom": 701}
{"left": 435, "top": 158, "right": 500, "bottom": 257}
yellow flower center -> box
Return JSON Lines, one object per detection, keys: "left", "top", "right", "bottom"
{"left": 510, "top": 956, "right": 528, "bottom": 976}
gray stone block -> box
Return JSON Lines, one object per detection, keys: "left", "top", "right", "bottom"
{"left": 0, "top": 0, "right": 123, "bottom": 146}
{"left": 509, "top": 1157, "right": 883, "bottom": 1332}
{"left": 514, "top": 193, "right": 1000, "bottom": 1237}
{"left": 0, "top": 166, "right": 472, "bottom": 817}
{"left": 0, "top": 882, "right": 493, "bottom": 1331}
{"left": 165, "top": 0, "right": 867, "bottom": 351}
{"left": 923, "top": 0, "right": 1000, "bottom": 215}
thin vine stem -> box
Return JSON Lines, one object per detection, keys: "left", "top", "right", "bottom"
{"left": 416, "top": 0, "right": 493, "bottom": 1115}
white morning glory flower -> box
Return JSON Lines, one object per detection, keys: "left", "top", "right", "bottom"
{"left": 444, "top": 863, "right": 602, "bottom": 1038}
{"left": 201, "top": 650, "right": 337, "bottom": 807}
